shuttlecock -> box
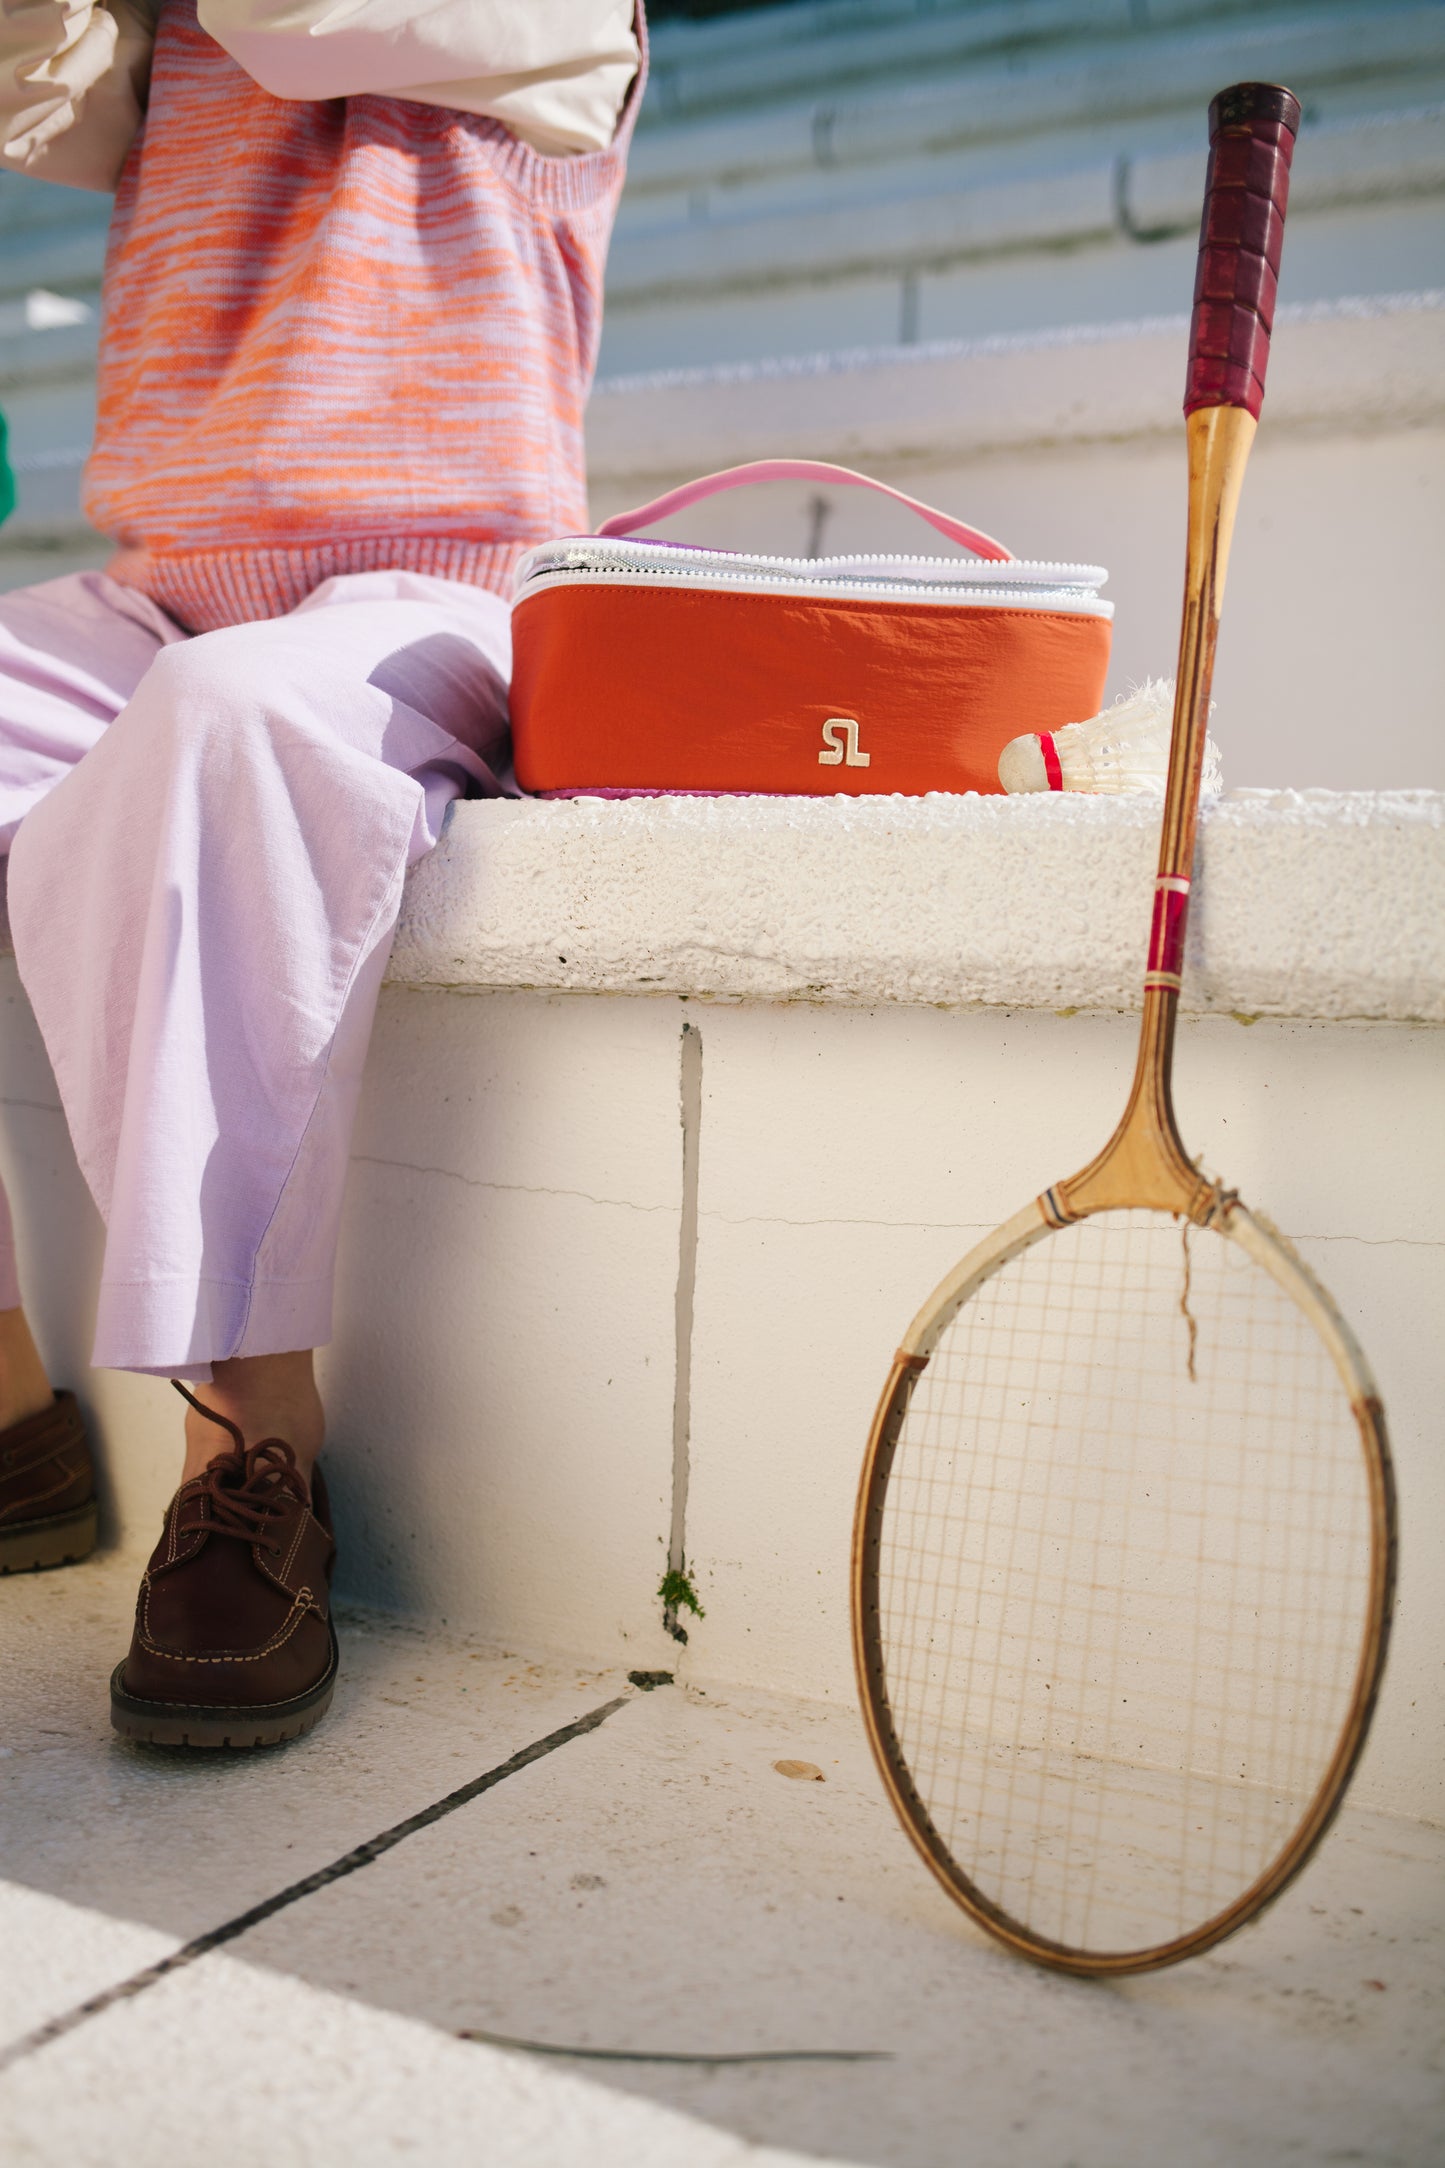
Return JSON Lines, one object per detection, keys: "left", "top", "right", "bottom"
{"left": 997, "top": 679, "right": 1222, "bottom": 797}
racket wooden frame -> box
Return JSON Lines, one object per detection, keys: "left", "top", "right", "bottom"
{"left": 852, "top": 1200, "right": 1395, "bottom": 1976}
{"left": 851, "top": 84, "right": 1398, "bottom": 1976}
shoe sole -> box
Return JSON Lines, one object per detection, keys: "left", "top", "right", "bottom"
{"left": 0, "top": 1498, "right": 98, "bottom": 1574}
{"left": 109, "top": 1627, "right": 339, "bottom": 1750}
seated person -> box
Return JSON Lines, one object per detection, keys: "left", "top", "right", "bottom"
{"left": 0, "top": 0, "right": 643, "bottom": 1746}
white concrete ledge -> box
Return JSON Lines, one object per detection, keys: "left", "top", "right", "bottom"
{"left": 388, "top": 788, "right": 1445, "bottom": 1024}
{"left": 588, "top": 292, "right": 1445, "bottom": 485}
{"left": 7, "top": 789, "right": 1441, "bottom": 1019}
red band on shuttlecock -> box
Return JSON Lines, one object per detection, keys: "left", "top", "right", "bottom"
{"left": 1039, "top": 733, "right": 1063, "bottom": 790}
{"left": 1146, "top": 876, "right": 1191, "bottom": 987}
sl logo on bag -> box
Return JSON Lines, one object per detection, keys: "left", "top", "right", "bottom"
{"left": 818, "top": 717, "right": 870, "bottom": 768}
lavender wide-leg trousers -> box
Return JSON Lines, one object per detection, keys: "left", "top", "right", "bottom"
{"left": 0, "top": 567, "right": 512, "bottom": 1378}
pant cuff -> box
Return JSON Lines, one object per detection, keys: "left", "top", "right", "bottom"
{"left": 92, "top": 1272, "right": 334, "bottom": 1380}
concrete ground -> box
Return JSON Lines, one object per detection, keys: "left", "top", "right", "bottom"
{"left": 1, "top": 1555, "right": 1441, "bottom": 2168}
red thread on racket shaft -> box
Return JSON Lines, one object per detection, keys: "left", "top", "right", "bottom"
{"left": 1147, "top": 878, "right": 1190, "bottom": 978}
{"left": 1184, "top": 83, "right": 1300, "bottom": 420}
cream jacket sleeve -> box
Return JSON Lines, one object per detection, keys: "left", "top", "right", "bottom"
{"left": 201, "top": 0, "right": 640, "bottom": 155}
{"left": 0, "top": 0, "right": 157, "bottom": 191}
{"left": 0, "top": 2, "right": 638, "bottom": 194}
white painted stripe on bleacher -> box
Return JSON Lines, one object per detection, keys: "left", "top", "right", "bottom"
{"left": 612, "top": 105, "right": 1445, "bottom": 299}
{"left": 596, "top": 287, "right": 1445, "bottom": 396}
{"left": 588, "top": 290, "right": 1445, "bottom": 478}
{"left": 10, "top": 446, "right": 87, "bottom": 473}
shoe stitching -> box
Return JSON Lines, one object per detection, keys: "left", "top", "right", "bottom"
{"left": 275, "top": 1510, "right": 307, "bottom": 1584}
{"left": 159, "top": 1461, "right": 309, "bottom": 1583}
{"left": 250, "top": 1500, "right": 317, "bottom": 1603}
{"left": 0, "top": 1424, "right": 84, "bottom": 1478}
{"left": 0, "top": 1459, "right": 87, "bottom": 1524}
{"left": 140, "top": 1568, "right": 313, "bottom": 1658}
{"left": 160, "top": 1494, "right": 207, "bottom": 1569}
{"left": 136, "top": 1585, "right": 317, "bottom": 1665}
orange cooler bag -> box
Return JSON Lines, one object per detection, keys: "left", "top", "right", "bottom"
{"left": 510, "top": 462, "right": 1112, "bottom": 799}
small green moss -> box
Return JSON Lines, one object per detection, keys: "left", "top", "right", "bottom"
{"left": 658, "top": 1567, "right": 705, "bottom": 1619}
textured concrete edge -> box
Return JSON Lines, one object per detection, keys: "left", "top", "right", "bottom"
{"left": 8, "top": 793, "right": 1443, "bottom": 1024}
{"left": 0, "top": 1885, "right": 824, "bottom": 2167}
{"left": 384, "top": 791, "right": 1445, "bottom": 1026}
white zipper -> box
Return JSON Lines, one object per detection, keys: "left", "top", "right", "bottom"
{"left": 516, "top": 537, "right": 1112, "bottom": 617}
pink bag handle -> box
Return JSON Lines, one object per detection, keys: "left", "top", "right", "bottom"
{"left": 595, "top": 459, "right": 1014, "bottom": 562}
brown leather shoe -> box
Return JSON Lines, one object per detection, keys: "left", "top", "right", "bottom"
{"left": 0, "top": 1391, "right": 98, "bottom": 1573}
{"left": 110, "top": 1388, "right": 338, "bottom": 1749}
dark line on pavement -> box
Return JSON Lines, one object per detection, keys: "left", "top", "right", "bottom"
{"left": 0, "top": 1693, "right": 631, "bottom": 2075}
{"left": 460, "top": 2029, "right": 889, "bottom": 2065}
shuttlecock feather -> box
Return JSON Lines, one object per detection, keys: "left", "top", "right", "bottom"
{"left": 997, "top": 679, "right": 1222, "bottom": 797}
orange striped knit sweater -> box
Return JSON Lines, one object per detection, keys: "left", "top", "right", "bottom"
{"left": 87, "top": 0, "right": 644, "bottom": 633}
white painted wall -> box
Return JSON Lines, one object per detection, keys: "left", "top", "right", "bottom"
{"left": 0, "top": 962, "right": 683, "bottom": 1676}
{"left": 5, "top": 946, "right": 1440, "bottom": 1823}
{"left": 675, "top": 999, "right": 1443, "bottom": 1825}
{"left": 321, "top": 987, "right": 682, "bottom": 1672}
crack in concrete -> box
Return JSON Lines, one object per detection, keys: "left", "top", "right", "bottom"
{"left": 701, "top": 1210, "right": 998, "bottom": 1234}
{"left": 697, "top": 1210, "right": 1442, "bottom": 1247}
{"left": 1276, "top": 1233, "right": 1445, "bottom": 1249}
{"left": 349, "top": 1154, "right": 675, "bottom": 1215}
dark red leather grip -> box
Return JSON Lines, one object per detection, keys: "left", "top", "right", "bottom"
{"left": 1184, "top": 82, "right": 1300, "bottom": 419}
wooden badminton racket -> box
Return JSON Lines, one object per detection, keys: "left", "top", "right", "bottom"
{"left": 851, "top": 82, "right": 1395, "bottom": 1977}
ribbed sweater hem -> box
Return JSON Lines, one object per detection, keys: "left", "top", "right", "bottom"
{"left": 107, "top": 537, "right": 531, "bottom": 632}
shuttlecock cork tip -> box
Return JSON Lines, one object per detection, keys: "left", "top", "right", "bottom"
{"left": 998, "top": 734, "right": 1050, "bottom": 792}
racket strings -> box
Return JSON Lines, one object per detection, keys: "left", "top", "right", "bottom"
{"left": 877, "top": 1211, "right": 1371, "bottom": 1956}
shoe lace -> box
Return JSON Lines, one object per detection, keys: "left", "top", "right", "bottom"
{"left": 171, "top": 1381, "right": 309, "bottom": 1545}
